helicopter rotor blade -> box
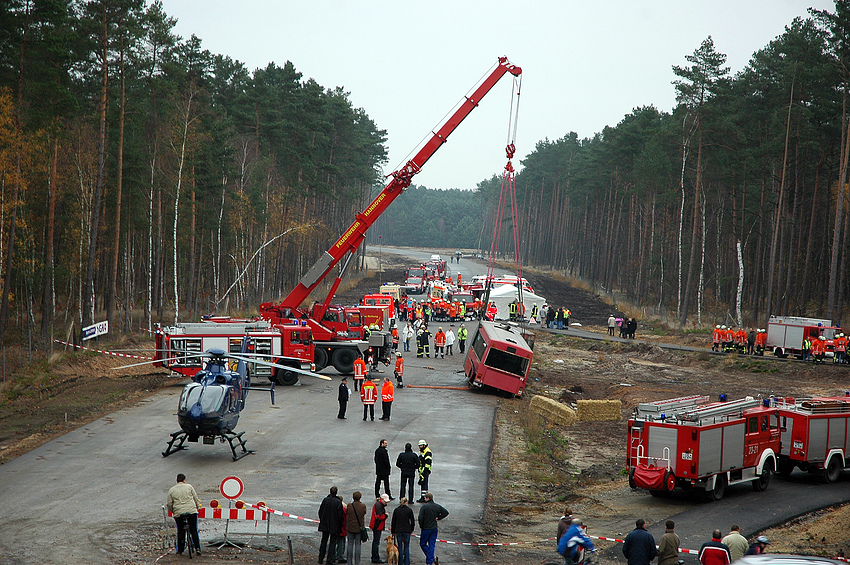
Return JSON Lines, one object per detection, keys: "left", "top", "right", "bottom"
{"left": 110, "top": 351, "right": 212, "bottom": 370}
{"left": 228, "top": 353, "right": 332, "bottom": 381}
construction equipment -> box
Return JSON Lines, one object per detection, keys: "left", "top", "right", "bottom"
{"left": 258, "top": 57, "right": 522, "bottom": 373}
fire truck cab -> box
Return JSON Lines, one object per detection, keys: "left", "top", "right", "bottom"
{"left": 627, "top": 395, "right": 779, "bottom": 500}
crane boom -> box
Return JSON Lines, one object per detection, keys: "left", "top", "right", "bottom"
{"left": 276, "top": 56, "right": 522, "bottom": 311}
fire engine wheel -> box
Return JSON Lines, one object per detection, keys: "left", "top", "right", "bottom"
{"left": 332, "top": 348, "right": 357, "bottom": 374}
{"left": 274, "top": 367, "right": 299, "bottom": 386}
{"left": 752, "top": 466, "right": 771, "bottom": 491}
{"left": 664, "top": 470, "right": 676, "bottom": 492}
{"left": 628, "top": 468, "right": 637, "bottom": 489}
{"left": 823, "top": 455, "right": 842, "bottom": 484}
{"left": 709, "top": 475, "right": 727, "bottom": 501}
{"left": 313, "top": 347, "right": 329, "bottom": 371}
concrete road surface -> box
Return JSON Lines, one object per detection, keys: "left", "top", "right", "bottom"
{"left": 0, "top": 339, "right": 495, "bottom": 564}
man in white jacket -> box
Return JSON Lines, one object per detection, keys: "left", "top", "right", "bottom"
{"left": 445, "top": 328, "right": 456, "bottom": 356}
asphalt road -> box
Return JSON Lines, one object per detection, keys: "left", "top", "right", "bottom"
{"left": 2, "top": 248, "right": 849, "bottom": 564}
{"left": 0, "top": 345, "right": 495, "bottom": 564}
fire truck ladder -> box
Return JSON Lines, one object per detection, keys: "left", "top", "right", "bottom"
{"left": 795, "top": 398, "right": 850, "bottom": 414}
{"left": 634, "top": 395, "right": 710, "bottom": 420}
{"left": 679, "top": 397, "right": 760, "bottom": 424}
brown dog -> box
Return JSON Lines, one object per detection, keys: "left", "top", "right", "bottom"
{"left": 385, "top": 535, "right": 399, "bottom": 565}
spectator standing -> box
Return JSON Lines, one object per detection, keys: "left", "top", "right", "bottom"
{"left": 374, "top": 439, "right": 393, "bottom": 500}
{"left": 336, "top": 495, "right": 347, "bottom": 564}
{"left": 445, "top": 328, "right": 455, "bottom": 356}
{"left": 747, "top": 328, "right": 756, "bottom": 355}
{"left": 556, "top": 507, "right": 573, "bottom": 544}
{"left": 361, "top": 376, "right": 378, "bottom": 421}
{"left": 402, "top": 322, "right": 413, "bottom": 352}
{"left": 416, "top": 440, "right": 432, "bottom": 502}
{"left": 345, "top": 491, "right": 368, "bottom": 565}
{"left": 370, "top": 494, "right": 390, "bottom": 563}
{"left": 380, "top": 378, "right": 394, "bottom": 421}
{"left": 338, "top": 377, "right": 350, "bottom": 419}
{"left": 417, "top": 492, "right": 448, "bottom": 565}
{"left": 317, "top": 486, "right": 345, "bottom": 565}
{"left": 628, "top": 318, "right": 637, "bottom": 339}
{"left": 699, "top": 530, "right": 731, "bottom": 565}
{"left": 746, "top": 536, "right": 770, "bottom": 556}
{"left": 622, "top": 518, "right": 657, "bottom": 565}
{"left": 607, "top": 314, "right": 616, "bottom": 336}
{"left": 722, "top": 525, "right": 749, "bottom": 562}
{"left": 166, "top": 473, "right": 202, "bottom": 556}
{"left": 391, "top": 497, "right": 415, "bottom": 565}
{"left": 657, "top": 520, "right": 680, "bottom": 565}
{"left": 396, "top": 443, "right": 419, "bottom": 501}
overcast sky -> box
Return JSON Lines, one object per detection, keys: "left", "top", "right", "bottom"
{"left": 158, "top": 1, "right": 835, "bottom": 190}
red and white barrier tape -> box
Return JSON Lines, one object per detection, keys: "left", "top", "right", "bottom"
{"left": 244, "top": 502, "right": 848, "bottom": 559}
{"left": 168, "top": 507, "right": 267, "bottom": 521}
{"left": 54, "top": 339, "right": 153, "bottom": 360}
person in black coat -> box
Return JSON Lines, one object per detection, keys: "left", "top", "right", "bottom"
{"left": 391, "top": 497, "right": 416, "bottom": 565}
{"left": 338, "top": 378, "right": 349, "bottom": 419}
{"left": 395, "top": 443, "right": 420, "bottom": 502}
{"left": 375, "top": 439, "right": 393, "bottom": 500}
{"left": 318, "top": 486, "right": 345, "bottom": 565}
{"left": 622, "top": 518, "right": 657, "bottom": 565}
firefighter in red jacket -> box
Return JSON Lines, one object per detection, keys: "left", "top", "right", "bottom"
{"left": 380, "top": 377, "right": 394, "bottom": 421}
{"left": 755, "top": 328, "right": 767, "bottom": 355}
{"left": 434, "top": 327, "right": 447, "bottom": 359}
{"left": 712, "top": 325, "right": 722, "bottom": 351}
{"left": 353, "top": 356, "right": 367, "bottom": 391}
{"left": 391, "top": 325, "right": 399, "bottom": 352}
{"left": 810, "top": 336, "right": 825, "bottom": 364}
{"left": 361, "top": 376, "right": 378, "bottom": 421}
{"left": 394, "top": 352, "right": 404, "bottom": 388}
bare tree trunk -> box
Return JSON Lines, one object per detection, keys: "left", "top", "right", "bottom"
{"left": 698, "top": 189, "right": 706, "bottom": 327}
{"left": 828, "top": 93, "right": 850, "bottom": 318}
{"left": 108, "top": 46, "right": 126, "bottom": 332}
{"left": 172, "top": 88, "right": 195, "bottom": 325}
{"left": 681, "top": 123, "right": 704, "bottom": 327}
{"left": 82, "top": 4, "right": 110, "bottom": 329}
{"left": 40, "top": 132, "right": 59, "bottom": 348}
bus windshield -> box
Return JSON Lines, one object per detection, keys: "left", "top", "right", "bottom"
{"left": 484, "top": 348, "right": 528, "bottom": 378}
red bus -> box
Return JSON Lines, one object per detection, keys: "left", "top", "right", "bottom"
{"left": 464, "top": 321, "right": 533, "bottom": 397}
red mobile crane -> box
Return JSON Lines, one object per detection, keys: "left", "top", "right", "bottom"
{"left": 260, "top": 57, "right": 522, "bottom": 373}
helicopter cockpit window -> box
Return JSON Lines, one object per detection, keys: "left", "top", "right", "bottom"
{"left": 179, "top": 383, "right": 226, "bottom": 414}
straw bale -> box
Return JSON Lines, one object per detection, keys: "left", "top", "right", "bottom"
{"left": 576, "top": 399, "right": 622, "bottom": 421}
{"left": 530, "top": 394, "right": 576, "bottom": 426}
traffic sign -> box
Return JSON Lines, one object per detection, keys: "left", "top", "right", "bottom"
{"left": 82, "top": 320, "right": 109, "bottom": 341}
{"left": 220, "top": 476, "right": 244, "bottom": 500}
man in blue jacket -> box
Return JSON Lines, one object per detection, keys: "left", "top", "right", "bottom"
{"left": 557, "top": 517, "right": 595, "bottom": 564}
{"left": 622, "top": 518, "right": 657, "bottom": 565}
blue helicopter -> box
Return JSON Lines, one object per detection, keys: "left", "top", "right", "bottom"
{"left": 116, "top": 337, "right": 329, "bottom": 460}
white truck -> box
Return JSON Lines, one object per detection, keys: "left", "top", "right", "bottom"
{"left": 766, "top": 315, "right": 837, "bottom": 358}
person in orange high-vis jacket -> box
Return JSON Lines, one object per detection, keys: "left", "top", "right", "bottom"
{"left": 353, "top": 356, "right": 367, "bottom": 392}
{"left": 712, "top": 325, "right": 722, "bottom": 351}
{"left": 433, "top": 328, "right": 447, "bottom": 359}
{"left": 391, "top": 326, "right": 399, "bottom": 351}
{"left": 379, "top": 377, "right": 395, "bottom": 421}
{"left": 361, "top": 376, "right": 378, "bottom": 421}
{"left": 755, "top": 329, "right": 767, "bottom": 355}
{"left": 448, "top": 302, "right": 457, "bottom": 321}
{"left": 394, "top": 352, "right": 405, "bottom": 388}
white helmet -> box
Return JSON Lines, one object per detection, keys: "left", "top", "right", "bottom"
{"left": 716, "top": 325, "right": 720, "bottom": 329}
{"left": 721, "top": 325, "right": 727, "bottom": 329}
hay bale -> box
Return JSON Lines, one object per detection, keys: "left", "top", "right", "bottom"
{"left": 530, "top": 395, "right": 576, "bottom": 426}
{"left": 576, "top": 399, "right": 622, "bottom": 421}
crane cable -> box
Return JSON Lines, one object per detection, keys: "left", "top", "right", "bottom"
{"left": 483, "top": 74, "right": 523, "bottom": 323}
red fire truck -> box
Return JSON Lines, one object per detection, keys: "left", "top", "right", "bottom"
{"left": 774, "top": 395, "right": 850, "bottom": 482}
{"left": 154, "top": 320, "right": 314, "bottom": 385}
{"left": 627, "top": 395, "right": 780, "bottom": 500}
{"left": 464, "top": 321, "right": 533, "bottom": 397}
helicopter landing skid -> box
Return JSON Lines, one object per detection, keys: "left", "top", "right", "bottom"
{"left": 222, "top": 430, "right": 255, "bottom": 461}
{"left": 162, "top": 430, "right": 190, "bottom": 457}
{"left": 161, "top": 430, "right": 255, "bottom": 461}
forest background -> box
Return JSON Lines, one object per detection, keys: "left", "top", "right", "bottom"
{"left": 3, "top": 1, "right": 850, "bottom": 351}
